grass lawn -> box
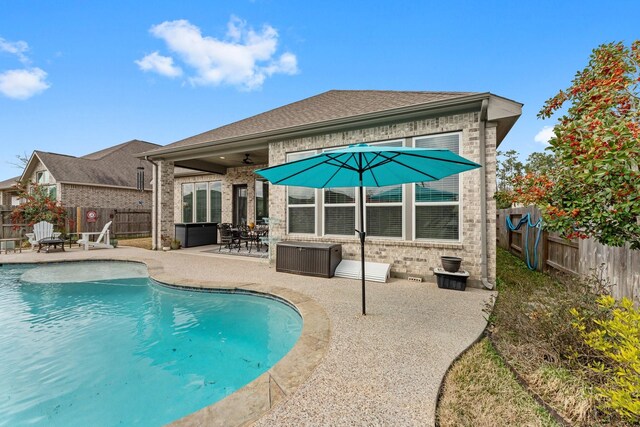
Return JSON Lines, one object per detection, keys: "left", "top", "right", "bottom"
{"left": 437, "top": 247, "right": 618, "bottom": 426}
{"left": 117, "top": 236, "right": 152, "bottom": 250}
{"left": 438, "top": 338, "right": 560, "bottom": 427}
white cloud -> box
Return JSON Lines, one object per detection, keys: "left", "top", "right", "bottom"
{"left": 135, "top": 51, "right": 182, "bottom": 77}
{"left": 0, "top": 68, "right": 50, "bottom": 100}
{"left": 534, "top": 126, "right": 555, "bottom": 145}
{"left": 139, "top": 17, "right": 298, "bottom": 90}
{"left": 0, "top": 37, "right": 30, "bottom": 64}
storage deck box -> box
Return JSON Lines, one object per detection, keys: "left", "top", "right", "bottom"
{"left": 174, "top": 223, "right": 218, "bottom": 248}
{"left": 276, "top": 241, "right": 342, "bottom": 278}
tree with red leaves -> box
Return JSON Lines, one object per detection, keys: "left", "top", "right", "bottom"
{"left": 513, "top": 41, "right": 640, "bottom": 249}
{"left": 11, "top": 181, "right": 68, "bottom": 231}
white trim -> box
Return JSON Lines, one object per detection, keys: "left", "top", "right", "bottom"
{"left": 412, "top": 131, "right": 463, "bottom": 243}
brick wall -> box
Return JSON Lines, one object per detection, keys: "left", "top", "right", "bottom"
{"left": 60, "top": 184, "right": 151, "bottom": 209}
{"left": 161, "top": 110, "right": 497, "bottom": 286}
{"left": 268, "top": 111, "right": 497, "bottom": 286}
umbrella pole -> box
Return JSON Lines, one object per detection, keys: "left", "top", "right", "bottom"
{"left": 358, "top": 174, "right": 366, "bottom": 315}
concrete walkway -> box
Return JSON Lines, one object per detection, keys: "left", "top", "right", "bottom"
{"left": 1, "top": 245, "right": 492, "bottom": 426}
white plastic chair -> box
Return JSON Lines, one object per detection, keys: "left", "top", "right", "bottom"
{"left": 27, "top": 221, "right": 61, "bottom": 250}
{"left": 77, "top": 221, "right": 113, "bottom": 250}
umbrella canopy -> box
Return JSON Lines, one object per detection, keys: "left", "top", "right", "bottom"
{"left": 255, "top": 143, "right": 481, "bottom": 315}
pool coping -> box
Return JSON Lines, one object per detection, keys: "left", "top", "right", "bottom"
{"left": 3, "top": 257, "right": 331, "bottom": 427}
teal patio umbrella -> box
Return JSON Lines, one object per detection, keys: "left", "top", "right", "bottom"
{"left": 256, "top": 143, "right": 481, "bottom": 315}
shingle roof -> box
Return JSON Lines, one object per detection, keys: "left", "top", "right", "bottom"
{"left": 160, "top": 90, "right": 479, "bottom": 150}
{"left": 32, "top": 140, "right": 160, "bottom": 189}
{"left": 0, "top": 176, "right": 20, "bottom": 190}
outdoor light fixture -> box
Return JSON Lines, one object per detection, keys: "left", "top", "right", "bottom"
{"left": 136, "top": 166, "right": 145, "bottom": 192}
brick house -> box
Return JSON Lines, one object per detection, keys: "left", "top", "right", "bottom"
{"left": 141, "top": 90, "right": 522, "bottom": 286}
{"left": 13, "top": 140, "right": 159, "bottom": 210}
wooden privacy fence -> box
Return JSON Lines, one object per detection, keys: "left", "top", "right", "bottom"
{"left": 0, "top": 205, "right": 151, "bottom": 239}
{"left": 497, "top": 206, "right": 639, "bottom": 303}
{"left": 65, "top": 207, "right": 151, "bottom": 238}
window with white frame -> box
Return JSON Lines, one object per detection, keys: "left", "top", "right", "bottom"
{"left": 183, "top": 181, "right": 222, "bottom": 223}
{"left": 324, "top": 187, "right": 355, "bottom": 235}
{"left": 322, "top": 146, "right": 356, "bottom": 236}
{"left": 209, "top": 181, "right": 222, "bottom": 223}
{"left": 195, "top": 182, "right": 207, "bottom": 222}
{"left": 414, "top": 132, "right": 461, "bottom": 241}
{"left": 365, "top": 140, "right": 404, "bottom": 238}
{"left": 286, "top": 151, "right": 316, "bottom": 234}
{"left": 182, "top": 183, "right": 194, "bottom": 223}
{"left": 35, "top": 170, "right": 56, "bottom": 199}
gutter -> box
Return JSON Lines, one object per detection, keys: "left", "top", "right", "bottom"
{"left": 145, "top": 156, "right": 159, "bottom": 250}
{"left": 479, "top": 99, "right": 494, "bottom": 289}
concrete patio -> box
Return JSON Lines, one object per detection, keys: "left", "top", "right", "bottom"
{"left": 0, "top": 245, "right": 493, "bottom": 426}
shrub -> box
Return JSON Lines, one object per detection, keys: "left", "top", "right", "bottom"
{"left": 11, "top": 181, "right": 67, "bottom": 231}
{"left": 572, "top": 295, "right": 640, "bottom": 422}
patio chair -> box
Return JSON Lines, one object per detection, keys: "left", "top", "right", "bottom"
{"left": 77, "top": 221, "right": 113, "bottom": 250}
{"left": 27, "top": 221, "right": 61, "bottom": 250}
{"left": 237, "top": 225, "right": 254, "bottom": 253}
{"left": 218, "top": 224, "right": 237, "bottom": 252}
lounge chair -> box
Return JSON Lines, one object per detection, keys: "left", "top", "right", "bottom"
{"left": 77, "top": 221, "right": 113, "bottom": 250}
{"left": 26, "top": 221, "right": 61, "bottom": 251}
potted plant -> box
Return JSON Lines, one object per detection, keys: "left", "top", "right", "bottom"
{"left": 170, "top": 239, "right": 181, "bottom": 250}
{"left": 441, "top": 256, "right": 462, "bottom": 273}
{"left": 111, "top": 238, "right": 118, "bottom": 248}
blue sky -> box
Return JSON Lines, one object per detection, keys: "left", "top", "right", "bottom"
{"left": 1, "top": 0, "right": 638, "bottom": 180}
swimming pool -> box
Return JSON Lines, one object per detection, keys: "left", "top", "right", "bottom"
{"left": 0, "top": 262, "right": 302, "bottom": 427}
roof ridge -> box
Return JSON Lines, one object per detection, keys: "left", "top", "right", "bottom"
{"left": 81, "top": 139, "right": 159, "bottom": 160}
{"left": 35, "top": 150, "right": 77, "bottom": 159}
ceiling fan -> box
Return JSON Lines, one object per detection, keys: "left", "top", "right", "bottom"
{"left": 242, "top": 153, "right": 254, "bottom": 165}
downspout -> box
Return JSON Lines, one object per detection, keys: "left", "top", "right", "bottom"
{"left": 145, "top": 156, "right": 159, "bottom": 250}
{"left": 479, "top": 99, "right": 494, "bottom": 289}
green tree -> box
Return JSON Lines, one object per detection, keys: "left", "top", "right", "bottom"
{"left": 513, "top": 40, "right": 640, "bottom": 248}
{"left": 495, "top": 149, "right": 524, "bottom": 209}
{"left": 496, "top": 149, "right": 524, "bottom": 191}
{"left": 524, "top": 151, "right": 555, "bottom": 175}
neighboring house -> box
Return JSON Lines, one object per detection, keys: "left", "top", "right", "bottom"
{"left": 18, "top": 140, "right": 159, "bottom": 209}
{"left": 0, "top": 176, "right": 21, "bottom": 206}
{"left": 141, "top": 90, "right": 522, "bottom": 286}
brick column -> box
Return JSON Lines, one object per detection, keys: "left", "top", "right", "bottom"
{"left": 153, "top": 160, "right": 174, "bottom": 249}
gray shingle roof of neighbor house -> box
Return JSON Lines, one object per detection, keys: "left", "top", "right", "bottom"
{"left": 0, "top": 176, "right": 21, "bottom": 190}
{"left": 23, "top": 140, "right": 160, "bottom": 190}
{"left": 141, "top": 90, "right": 524, "bottom": 158}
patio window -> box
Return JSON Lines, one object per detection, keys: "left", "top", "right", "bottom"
{"left": 255, "top": 179, "right": 269, "bottom": 223}
{"left": 413, "top": 132, "right": 461, "bottom": 241}
{"left": 286, "top": 151, "right": 316, "bottom": 234}
{"left": 209, "top": 181, "right": 222, "bottom": 224}
{"left": 182, "top": 183, "right": 194, "bottom": 223}
{"left": 324, "top": 187, "right": 355, "bottom": 235}
{"left": 321, "top": 146, "right": 355, "bottom": 236}
{"left": 365, "top": 140, "right": 403, "bottom": 238}
{"left": 195, "top": 182, "right": 207, "bottom": 222}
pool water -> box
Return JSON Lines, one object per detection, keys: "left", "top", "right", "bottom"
{"left": 0, "top": 262, "right": 302, "bottom": 427}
